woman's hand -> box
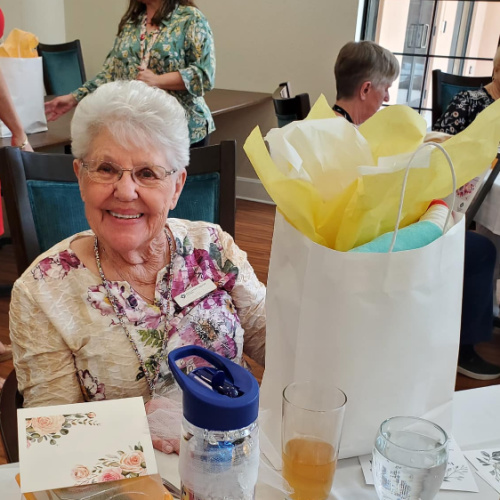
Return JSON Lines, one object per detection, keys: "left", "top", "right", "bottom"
{"left": 45, "top": 94, "right": 78, "bottom": 122}
{"left": 145, "top": 396, "right": 182, "bottom": 455}
{"left": 11, "top": 133, "right": 33, "bottom": 152}
{"left": 136, "top": 68, "right": 160, "bottom": 88}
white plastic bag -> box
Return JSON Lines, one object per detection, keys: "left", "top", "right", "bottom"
{"left": 0, "top": 56, "right": 47, "bottom": 137}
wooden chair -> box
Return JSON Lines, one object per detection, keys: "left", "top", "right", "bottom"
{"left": 431, "top": 69, "right": 491, "bottom": 126}
{"left": 0, "top": 141, "right": 236, "bottom": 276}
{"left": 272, "top": 82, "right": 311, "bottom": 127}
{"left": 0, "top": 369, "right": 23, "bottom": 463}
{"left": 37, "top": 40, "right": 87, "bottom": 96}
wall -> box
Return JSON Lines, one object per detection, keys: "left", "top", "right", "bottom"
{"left": 196, "top": 0, "right": 359, "bottom": 104}
{"left": 2, "top": 0, "right": 65, "bottom": 44}
{"left": 5, "top": 0, "right": 360, "bottom": 201}
{"left": 64, "top": 0, "right": 127, "bottom": 79}
{"left": 63, "top": 0, "right": 360, "bottom": 101}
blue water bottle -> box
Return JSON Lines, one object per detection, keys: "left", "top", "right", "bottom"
{"left": 167, "top": 346, "right": 260, "bottom": 500}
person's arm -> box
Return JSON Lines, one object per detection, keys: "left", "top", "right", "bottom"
{"left": 137, "top": 12, "right": 215, "bottom": 95}
{"left": 139, "top": 12, "right": 214, "bottom": 94}
{"left": 217, "top": 228, "right": 266, "bottom": 367}
{"left": 9, "top": 280, "right": 84, "bottom": 407}
{"left": 177, "top": 12, "right": 215, "bottom": 97}
{"left": 0, "top": 68, "right": 33, "bottom": 151}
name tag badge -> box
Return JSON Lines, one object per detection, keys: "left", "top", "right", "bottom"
{"left": 174, "top": 279, "right": 217, "bottom": 308}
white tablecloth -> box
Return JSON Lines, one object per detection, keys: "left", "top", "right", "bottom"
{"left": 3, "top": 386, "right": 500, "bottom": 499}
{"left": 157, "top": 385, "right": 500, "bottom": 499}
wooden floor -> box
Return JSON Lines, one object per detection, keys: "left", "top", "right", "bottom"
{"left": 0, "top": 199, "right": 499, "bottom": 464}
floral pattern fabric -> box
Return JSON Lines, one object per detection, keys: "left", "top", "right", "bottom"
{"left": 433, "top": 87, "right": 494, "bottom": 135}
{"left": 10, "top": 220, "right": 266, "bottom": 408}
{"left": 72, "top": 6, "right": 215, "bottom": 144}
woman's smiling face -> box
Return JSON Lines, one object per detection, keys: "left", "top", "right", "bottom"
{"left": 74, "top": 127, "right": 186, "bottom": 256}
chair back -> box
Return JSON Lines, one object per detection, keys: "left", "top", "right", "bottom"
{"left": 273, "top": 82, "right": 311, "bottom": 127}
{"left": 37, "top": 40, "right": 86, "bottom": 95}
{"left": 0, "top": 141, "right": 236, "bottom": 276}
{"left": 0, "top": 370, "right": 23, "bottom": 463}
{"left": 432, "top": 70, "right": 491, "bottom": 125}
{"left": 171, "top": 141, "right": 236, "bottom": 236}
{"left": 0, "top": 147, "right": 87, "bottom": 275}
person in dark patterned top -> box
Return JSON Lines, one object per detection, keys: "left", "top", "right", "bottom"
{"left": 433, "top": 46, "right": 500, "bottom": 381}
{"left": 433, "top": 46, "right": 500, "bottom": 134}
{"left": 433, "top": 87, "right": 494, "bottom": 135}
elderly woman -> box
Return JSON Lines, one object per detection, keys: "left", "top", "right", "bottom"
{"left": 45, "top": 0, "right": 215, "bottom": 147}
{"left": 10, "top": 80, "right": 265, "bottom": 409}
{"left": 434, "top": 46, "right": 500, "bottom": 134}
{"left": 332, "top": 40, "right": 400, "bottom": 126}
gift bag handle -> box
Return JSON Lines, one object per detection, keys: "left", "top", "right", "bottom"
{"left": 389, "top": 142, "right": 457, "bottom": 253}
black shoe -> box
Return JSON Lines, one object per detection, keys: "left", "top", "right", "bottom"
{"left": 458, "top": 350, "right": 500, "bottom": 381}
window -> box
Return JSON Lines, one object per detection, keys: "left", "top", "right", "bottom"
{"left": 361, "top": 0, "right": 499, "bottom": 127}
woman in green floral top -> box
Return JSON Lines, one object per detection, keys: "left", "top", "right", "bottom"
{"left": 45, "top": 0, "right": 215, "bottom": 146}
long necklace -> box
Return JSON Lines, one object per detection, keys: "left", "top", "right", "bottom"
{"left": 94, "top": 228, "right": 175, "bottom": 395}
{"left": 139, "top": 13, "right": 163, "bottom": 70}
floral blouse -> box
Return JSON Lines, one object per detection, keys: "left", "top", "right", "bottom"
{"left": 10, "top": 220, "right": 266, "bottom": 408}
{"left": 433, "top": 87, "right": 494, "bottom": 135}
{"left": 72, "top": 6, "right": 215, "bottom": 144}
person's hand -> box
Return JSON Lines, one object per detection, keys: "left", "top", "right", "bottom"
{"left": 145, "top": 396, "right": 182, "bottom": 455}
{"left": 136, "top": 67, "right": 160, "bottom": 88}
{"left": 11, "top": 134, "right": 33, "bottom": 152}
{"left": 45, "top": 94, "right": 78, "bottom": 122}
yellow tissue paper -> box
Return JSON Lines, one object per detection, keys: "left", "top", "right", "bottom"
{"left": 0, "top": 29, "right": 39, "bottom": 58}
{"left": 244, "top": 96, "right": 500, "bottom": 251}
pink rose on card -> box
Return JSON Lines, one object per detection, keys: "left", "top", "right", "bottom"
{"left": 99, "top": 467, "right": 124, "bottom": 482}
{"left": 119, "top": 450, "right": 146, "bottom": 474}
{"left": 71, "top": 465, "right": 90, "bottom": 482}
{"left": 30, "top": 415, "right": 66, "bottom": 436}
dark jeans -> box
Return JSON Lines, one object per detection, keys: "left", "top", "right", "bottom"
{"left": 461, "top": 230, "right": 496, "bottom": 345}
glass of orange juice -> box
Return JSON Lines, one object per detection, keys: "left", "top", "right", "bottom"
{"left": 282, "top": 381, "right": 347, "bottom": 500}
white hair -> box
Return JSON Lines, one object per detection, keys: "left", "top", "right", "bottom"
{"left": 71, "top": 80, "right": 190, "bottom": 171}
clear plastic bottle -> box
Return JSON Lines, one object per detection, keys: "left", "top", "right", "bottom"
{"left": 168, "top": 346, "right": 260, "bottom": 500}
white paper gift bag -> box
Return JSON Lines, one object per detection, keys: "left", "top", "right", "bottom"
{"left": 260, "top": 208, "right": 465, "bottom": 460}
{"left": 0, "top": 56, "right": 47, "bottom": 137}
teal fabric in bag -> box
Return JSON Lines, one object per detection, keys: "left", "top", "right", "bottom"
{"left": 26, "top": 180, "right": 89, "bottom": 253}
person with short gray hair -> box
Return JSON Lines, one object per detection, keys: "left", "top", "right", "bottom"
{"left": 333, "top": 40, "right": 400, "bottom": 125}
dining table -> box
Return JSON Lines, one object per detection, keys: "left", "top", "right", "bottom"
{"left": 1, "top": 384, "right": 499, "bottom": 499}
{"left": 0, "top": 89, "right": 272, "bottom": 152}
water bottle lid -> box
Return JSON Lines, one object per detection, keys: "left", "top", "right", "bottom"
{"left": 167, "top": 346, "right": 259, "bottom": 431}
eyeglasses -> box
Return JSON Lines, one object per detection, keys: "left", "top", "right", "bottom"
{"left": 80, "top": 159, "right": 177, "bottom": 188}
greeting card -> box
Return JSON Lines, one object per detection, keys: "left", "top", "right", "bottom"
{"left": 464, "top": 448, "right": 500, "bottom": 494}
{"left": 17, "top": 397, "right": 158, "bottom": 493}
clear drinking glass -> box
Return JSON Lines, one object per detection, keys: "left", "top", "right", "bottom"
{"left": 372, "top": 416, "right": 449, "bottom": 500}
{"left": 282, "top": 381, "right": 347, "bottom": 500}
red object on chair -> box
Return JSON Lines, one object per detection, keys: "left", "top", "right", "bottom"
{"left": 0, "top": 9, "right": 5, "bottom": 38}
